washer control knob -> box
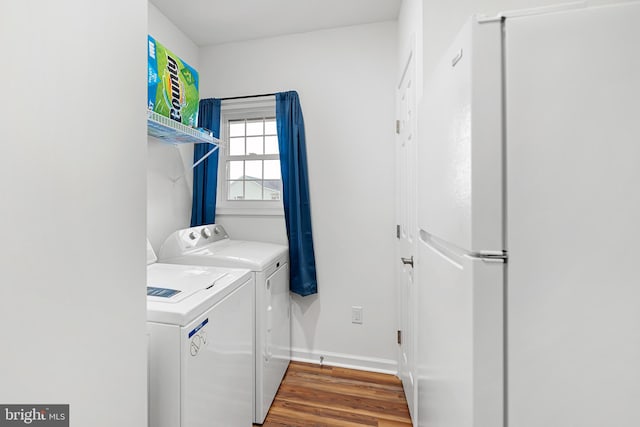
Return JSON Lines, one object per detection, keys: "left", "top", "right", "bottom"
{"left": 188, "top": 231, "right": 198, "bottom": 240}
{"left": 201, "top": 228, "right": 212, "bottom": 238}
{"left": 213, "top": 226, "right": 220, "bottom": 235}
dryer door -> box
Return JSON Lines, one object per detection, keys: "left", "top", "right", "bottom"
{"left": 255, "top": 262, "right": 291, "bottom": 423}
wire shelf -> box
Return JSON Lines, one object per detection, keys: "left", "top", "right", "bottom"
{"left": 147, "top": 110, "right": 221, "bottom": 168}
{"left": 147, "top": 110, "right": 221, "bottom": 145}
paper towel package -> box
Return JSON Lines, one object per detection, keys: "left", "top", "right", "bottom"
{"left": 148, "top": 35, "right": 199, "bottom": 127}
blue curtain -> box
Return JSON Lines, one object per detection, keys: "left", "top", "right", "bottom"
{"left": 276, "top": 91, "right": 318, "bottom": 296}
{"left": 191, "top": 98, "right": 221, "bottom": 226}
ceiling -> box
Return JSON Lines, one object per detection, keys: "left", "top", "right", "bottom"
{"left": 150, "top": 0, "right": 402, "bottom": 46}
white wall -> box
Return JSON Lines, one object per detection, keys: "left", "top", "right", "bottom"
{"left": 199, "top": 22, "right": 399, "bottom": 371}
{"left": 0, "top": 1, "right": 147, "bottom": 426}
{"left": 147, "top": 2, "right": 200, "bottom": 251}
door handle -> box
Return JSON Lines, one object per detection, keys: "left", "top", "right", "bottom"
{"left": 401, "top": 256, "right": 414, "bottom": 267}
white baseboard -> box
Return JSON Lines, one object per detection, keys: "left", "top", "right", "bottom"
{"left": 291, "top": 347, "right": 398, "bottom": 375}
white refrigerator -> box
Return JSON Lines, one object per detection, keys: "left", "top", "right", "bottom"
{"left": 416, "top": 3, "right": 640, "bottom": 427}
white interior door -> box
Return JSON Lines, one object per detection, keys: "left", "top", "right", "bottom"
{"left": 396, "top": 45, "right": 417, "bottom": 422}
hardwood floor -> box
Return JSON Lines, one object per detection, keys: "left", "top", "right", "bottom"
{"left": 257, "top": 361, "right": 413, "bottom": 427}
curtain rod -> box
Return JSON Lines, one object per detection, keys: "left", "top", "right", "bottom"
{"left": 219, "top": 93, "right": 276, "bottom": 101}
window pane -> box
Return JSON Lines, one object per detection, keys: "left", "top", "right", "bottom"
{"left": 245, "top": 160, "right": 262, "bottom": 179}
{"left": 222, "top": 111, "right": 278, "bottom": 204}
{"left": 229, "top": 137, "right": 245, "bottom": 156}
{"left": 246, "top": 136, "right": 264, "bottom": 155}
{"left": 246, "top": 120, "right": 263, "bottom": 136}
{"left": 229, "top": 121, "right": 245, "bottom": 137}
{"left": 264, "top": 136, "right": 279, "bottom": 154}
{"left": 264, "top": 160, "right": 281, "bottom": 179}
{"left": 228, "top": 161, "right": 244, "bottom": 179}
{"left": 244, "top": 180, "right": 263, "bottom": 200}
{"left": 228, "top": 180, "right": 244, "bottom": 200}
{"left": 265, "top": 119, "right": 277, "bottom": 135}
{"left": 263, "top": 180, "right": 282, "bottom": 200}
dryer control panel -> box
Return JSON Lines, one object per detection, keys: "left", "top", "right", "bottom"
{"left": 185, "top": 225, "right": 228, "bottom": 243}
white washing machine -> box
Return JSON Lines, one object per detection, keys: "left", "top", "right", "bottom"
{"left": 146, "top": 241, "right": 253, "bottom": 427}
{"left": 158, "top": 225, "right": 290, "bottom": 424}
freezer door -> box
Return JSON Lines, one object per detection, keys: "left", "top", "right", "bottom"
{"left": 416, "top": 231, "right": 503, "bottom": 427}
{"left": 417, "top": 18, "right": 503, "bottom": 253}
{"left": 506, "top": 4, "right": 640, "bottom": 427}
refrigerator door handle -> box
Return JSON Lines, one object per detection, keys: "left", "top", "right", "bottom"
{"left": 466, "top": 252, "right": 508, "bottom": 263}
{"left": 480, "top": 255, "right": 507, "bottom": 264}
{"left": 401, "top": 256, "right": 414, "bottom": 267}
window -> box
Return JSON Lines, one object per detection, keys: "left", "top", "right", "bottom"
{"left": 218, "top": 100, "right": 282, "bottom": 214}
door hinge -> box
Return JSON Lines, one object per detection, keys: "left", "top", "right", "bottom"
{"left": 396, "top": 224, "right": 401, "bottom": 239}
{"left": 397, "top": 330, "right": 402, "bottom": 345}
{"left": 395, "top": 120, "right": 401, "bottom": 134}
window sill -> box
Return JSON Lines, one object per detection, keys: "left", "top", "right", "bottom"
{"left": 216, "top": 206, "right": 285, "bottom": 217}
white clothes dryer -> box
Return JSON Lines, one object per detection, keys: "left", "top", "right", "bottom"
{"left": 146, "top": 241, "right": 253, "bottom": 427}
{"left": 158, "top": 225, "right": 290, "bottom": 424}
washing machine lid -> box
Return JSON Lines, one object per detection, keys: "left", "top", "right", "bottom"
{"left": 146, "top": 263, "right": 251, "bottom": 326}
{"left": 164, "top": 239, "right": 288, "bottom": 271}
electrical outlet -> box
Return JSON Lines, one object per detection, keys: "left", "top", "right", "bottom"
{"left": 351, "top": 306, "right": 363, "bottom": 324}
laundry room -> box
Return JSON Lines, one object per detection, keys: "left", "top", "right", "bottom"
{"left": 2, "top": 0, "right": 639, "bottom": 426}
{"left": 145, "top": 0, "right": 400, "bottom": 379}
{"left": 144, "top": 2, "right": 400, "bottom": 424}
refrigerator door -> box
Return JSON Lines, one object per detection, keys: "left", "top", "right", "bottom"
{"left": 418, "top": 18, "right": 503, "bottom": 253}
{"left": 416, "top": 231, "right": 503, "bottom": 427}
{"left": 506, "top": 4, "right": 640, "bottom": 427}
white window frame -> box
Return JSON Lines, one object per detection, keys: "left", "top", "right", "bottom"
{"left": 216, "top": 98, "right": 284, "bottom": 216}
